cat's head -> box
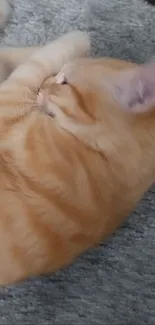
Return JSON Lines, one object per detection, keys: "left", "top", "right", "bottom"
{"left": 38, "top": 57, "right": 155, "bottom": 119}
{"left": 37, "top": 58, "right": 155, "bottom": 151}
{"left": 37, "top": 59, "right": 101, "bottom": 125}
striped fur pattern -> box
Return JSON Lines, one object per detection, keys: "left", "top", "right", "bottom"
{"left": 0, "top": 3, "right": 155, "bottom": 286}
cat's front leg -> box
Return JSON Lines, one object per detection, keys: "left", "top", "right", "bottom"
{"left": 1, "top": 31, "right": 90, "bottom": 93}
{"left": 0, "top": 46, "right": 41, "bottom": 83}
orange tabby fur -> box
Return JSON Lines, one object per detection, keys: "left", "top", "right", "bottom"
{"left": 0, "top": 31, "right": 92, "bottom": 285}
{"left": 0, "top": 34, "right": 154, "bottom": 286}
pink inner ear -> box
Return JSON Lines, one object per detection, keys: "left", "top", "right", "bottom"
{"left": 111, "top": 62, "right": 155, "bottom": 113}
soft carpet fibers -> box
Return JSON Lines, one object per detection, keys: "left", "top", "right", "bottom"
{"left": 0, "top": 0, "right": 155, "bottom": 324}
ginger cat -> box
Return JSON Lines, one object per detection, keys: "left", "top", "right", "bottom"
{"left": 0, "top": 29, "right": 155, "bottom": 286}
{"left": 0, "top": 30, "right": 91, "bottom": 285}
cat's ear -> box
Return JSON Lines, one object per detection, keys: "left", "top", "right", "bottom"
{"left": 109, "top": 62, "right": 155, "bottom": 113}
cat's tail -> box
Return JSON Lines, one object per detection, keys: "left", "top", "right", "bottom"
{"left": 0, "top": 0, "right": 11, "bottom": 29}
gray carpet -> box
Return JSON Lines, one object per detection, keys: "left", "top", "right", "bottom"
{"left": 0, "top": 0, "right": 155, "bottom": 324}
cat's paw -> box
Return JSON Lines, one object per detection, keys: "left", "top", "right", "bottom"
{"left": 0, "top": 0, "right": 11, "bottom": 29}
